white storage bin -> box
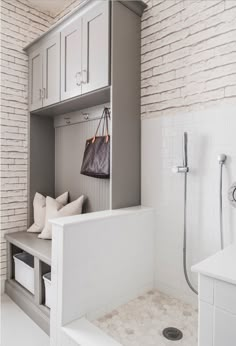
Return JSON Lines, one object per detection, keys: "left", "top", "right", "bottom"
{"left": 14, "top": 252, "right": 34, "bottom": 294}
{"left": 43, "top": 272, "right": 51, "bottom": 309}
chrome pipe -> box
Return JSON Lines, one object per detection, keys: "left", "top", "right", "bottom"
{"left": 218, "top": 154, "right": 227, "bottom": 250}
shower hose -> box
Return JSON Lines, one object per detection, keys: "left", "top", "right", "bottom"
{"left": 183, "top": 170, "right": 198, "bottom": 295}
{"left": 183, "top": 155, "right": 226, "bottom": 295}
{"left": 219, "top": 162, "right": 224, "bottom": 250}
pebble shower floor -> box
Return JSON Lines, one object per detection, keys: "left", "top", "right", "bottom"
{"left": 94, "top": 290, "right": 198, "bottom": 346}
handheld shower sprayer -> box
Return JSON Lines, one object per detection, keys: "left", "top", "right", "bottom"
{"left": 218, "top": 154, "right": 227, "bottom": 165}
{"left": 172, "top": 132, "right": 189, "bottom": 174}
{"left": 172, "top": 132, "right": 198, "bottom": 295}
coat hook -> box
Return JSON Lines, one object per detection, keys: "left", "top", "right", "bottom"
{"left": 64, "top": 116, "right": 71, "bottom": 125}
{"left": 82, "top": 112, "right": 89, "bottom": 120}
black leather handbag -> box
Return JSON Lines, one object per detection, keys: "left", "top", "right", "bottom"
{"left": 80, "top": 108, "right": 110, "bottom": 179}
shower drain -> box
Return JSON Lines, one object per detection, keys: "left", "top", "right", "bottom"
{"left": 162, "top": 327, "right": 183, "bottom": 341}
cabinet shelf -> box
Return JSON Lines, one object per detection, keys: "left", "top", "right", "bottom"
{"left": 30, "top": 86, "right": 110, "bottom": 117}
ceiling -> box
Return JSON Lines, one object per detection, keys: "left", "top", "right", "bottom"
{"left": 27, "top": 0, "right": 68, "bottom": 15}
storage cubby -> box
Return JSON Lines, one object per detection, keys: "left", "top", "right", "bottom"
{"left": 39, "top": 261, "right": 51, "bottom": 309}
{"left": 8, "top": 243, "right": 24, "bottom": 281}
{"left": 6, "top": 231, "right": 51, "bottom": 334}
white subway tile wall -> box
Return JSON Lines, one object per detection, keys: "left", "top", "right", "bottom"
{"left": 142, "top": 105, "right": 236, "bottom": 304}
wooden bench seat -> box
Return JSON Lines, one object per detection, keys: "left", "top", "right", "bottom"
{"left": 5, "top": 231, "right": 51, "bottom": 265}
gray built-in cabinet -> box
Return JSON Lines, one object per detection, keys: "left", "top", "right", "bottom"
{"left": 6, "top": 0, "right": 146, "bottom": 335}
{"left": 29, "top": 34, "right": 60, "bottom": 111}
{"left": 29, "top": 0, "right": 110, "bottom": 110}
{"left": 61, "top": 0, "right": 110, "bottom": 100}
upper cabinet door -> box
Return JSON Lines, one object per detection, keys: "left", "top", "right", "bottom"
{"left": 61, "top": 17, "right": 82, "bottom": 101}
{"left": 81, "top": 1, "right": 110, "bottom": 94}
{"left": 29, "top": 48, "right": 43, "bottom": 111}
{"left": 43, "top": 34, "right": 60, "bottom": 107}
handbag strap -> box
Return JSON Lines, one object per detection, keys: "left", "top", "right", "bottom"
{"left": 93, "top": 107, "right": 110, "bottom": 143}
{"left": 104, "top": 107, "right": 110, "bottom": 137}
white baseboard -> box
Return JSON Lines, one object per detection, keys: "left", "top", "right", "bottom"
{"left": 1, "top": 277, "right": 6, "bottom": 295}
{"left": 155, "top": 279, "right": 198, "bottom": 308}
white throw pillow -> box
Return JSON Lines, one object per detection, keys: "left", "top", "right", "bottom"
{"left": 27, "top": 192, "right": 69, "bottom": 233}
{"left": 39, "top": 195, "right": 84, "bottom": 240}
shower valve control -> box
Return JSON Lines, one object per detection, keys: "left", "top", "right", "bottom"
{"left": 228, "top": 183, "right": 236, "bottom": 208}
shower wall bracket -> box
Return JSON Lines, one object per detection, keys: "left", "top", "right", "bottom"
{"left": 172, "top": 166, "right": 189, "bottom": 174}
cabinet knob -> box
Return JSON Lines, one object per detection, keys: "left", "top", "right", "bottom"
{"left": 82, "top": 69, "right": 87, "bottom": 84}
{"left": 75, "top": 72, "right": 81, "bottom": 86}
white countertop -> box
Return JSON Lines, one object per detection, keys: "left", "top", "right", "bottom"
{"left": 192, "top": 244, "right": 236, "bottom": 285}
{"left": 50, "top": 206, "right": 155, "bottom": 227}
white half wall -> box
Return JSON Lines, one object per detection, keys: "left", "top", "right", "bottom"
{"left": 142, "top": 105, "right": 236, "bottom": 304}
{"left": 50, "top": 206, "right": 156, "bottom": 346}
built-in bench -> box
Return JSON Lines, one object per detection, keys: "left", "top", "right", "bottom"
{"left": 6, "top": 231, "right": 51, "bottom": 265}
{"left": 5, "top": 231, "right": 51, "bottom": 335}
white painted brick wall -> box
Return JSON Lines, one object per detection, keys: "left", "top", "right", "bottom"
{"left": 141, "top": 0, "right": 236, "bottom": 118}
{"left": 0, "top": 0, "right": 53, "bottom": 283}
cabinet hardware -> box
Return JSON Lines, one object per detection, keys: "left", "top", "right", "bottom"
{"left": 82, "top": 112, "right": 89, "bottom": 120}
{"left": 64, "top": 116, "right": 71, "bottom": 125}
{"left": 75, "top": 72, "right": 81, "bottom": 86}
{"left": 39, "top": 88, "right": 42, "bottom": 99}
{"left": 82, "top": 69, "right": 87, "bottom": 84}
{"left": 42, "top": 87, "right": 46, "bottom": 99}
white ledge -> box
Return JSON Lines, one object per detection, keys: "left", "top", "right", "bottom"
{"left": 62, "top": 318, "right": 122, "bottom": 346}
{"left": 49, "top": 206, "right": 155, "bottom": 227}
{"left": 192, "top": 244, "right": 236, "bottom": 285}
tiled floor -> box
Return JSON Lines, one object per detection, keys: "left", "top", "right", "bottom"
{"left": 94, "top": 290, "right": 198, "bottom": 346}
{"left": 1, "top": 295, "right": 50, "bottom": 346}
{"left": 1, "top": 291, "right": 198, "bottom": 346}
